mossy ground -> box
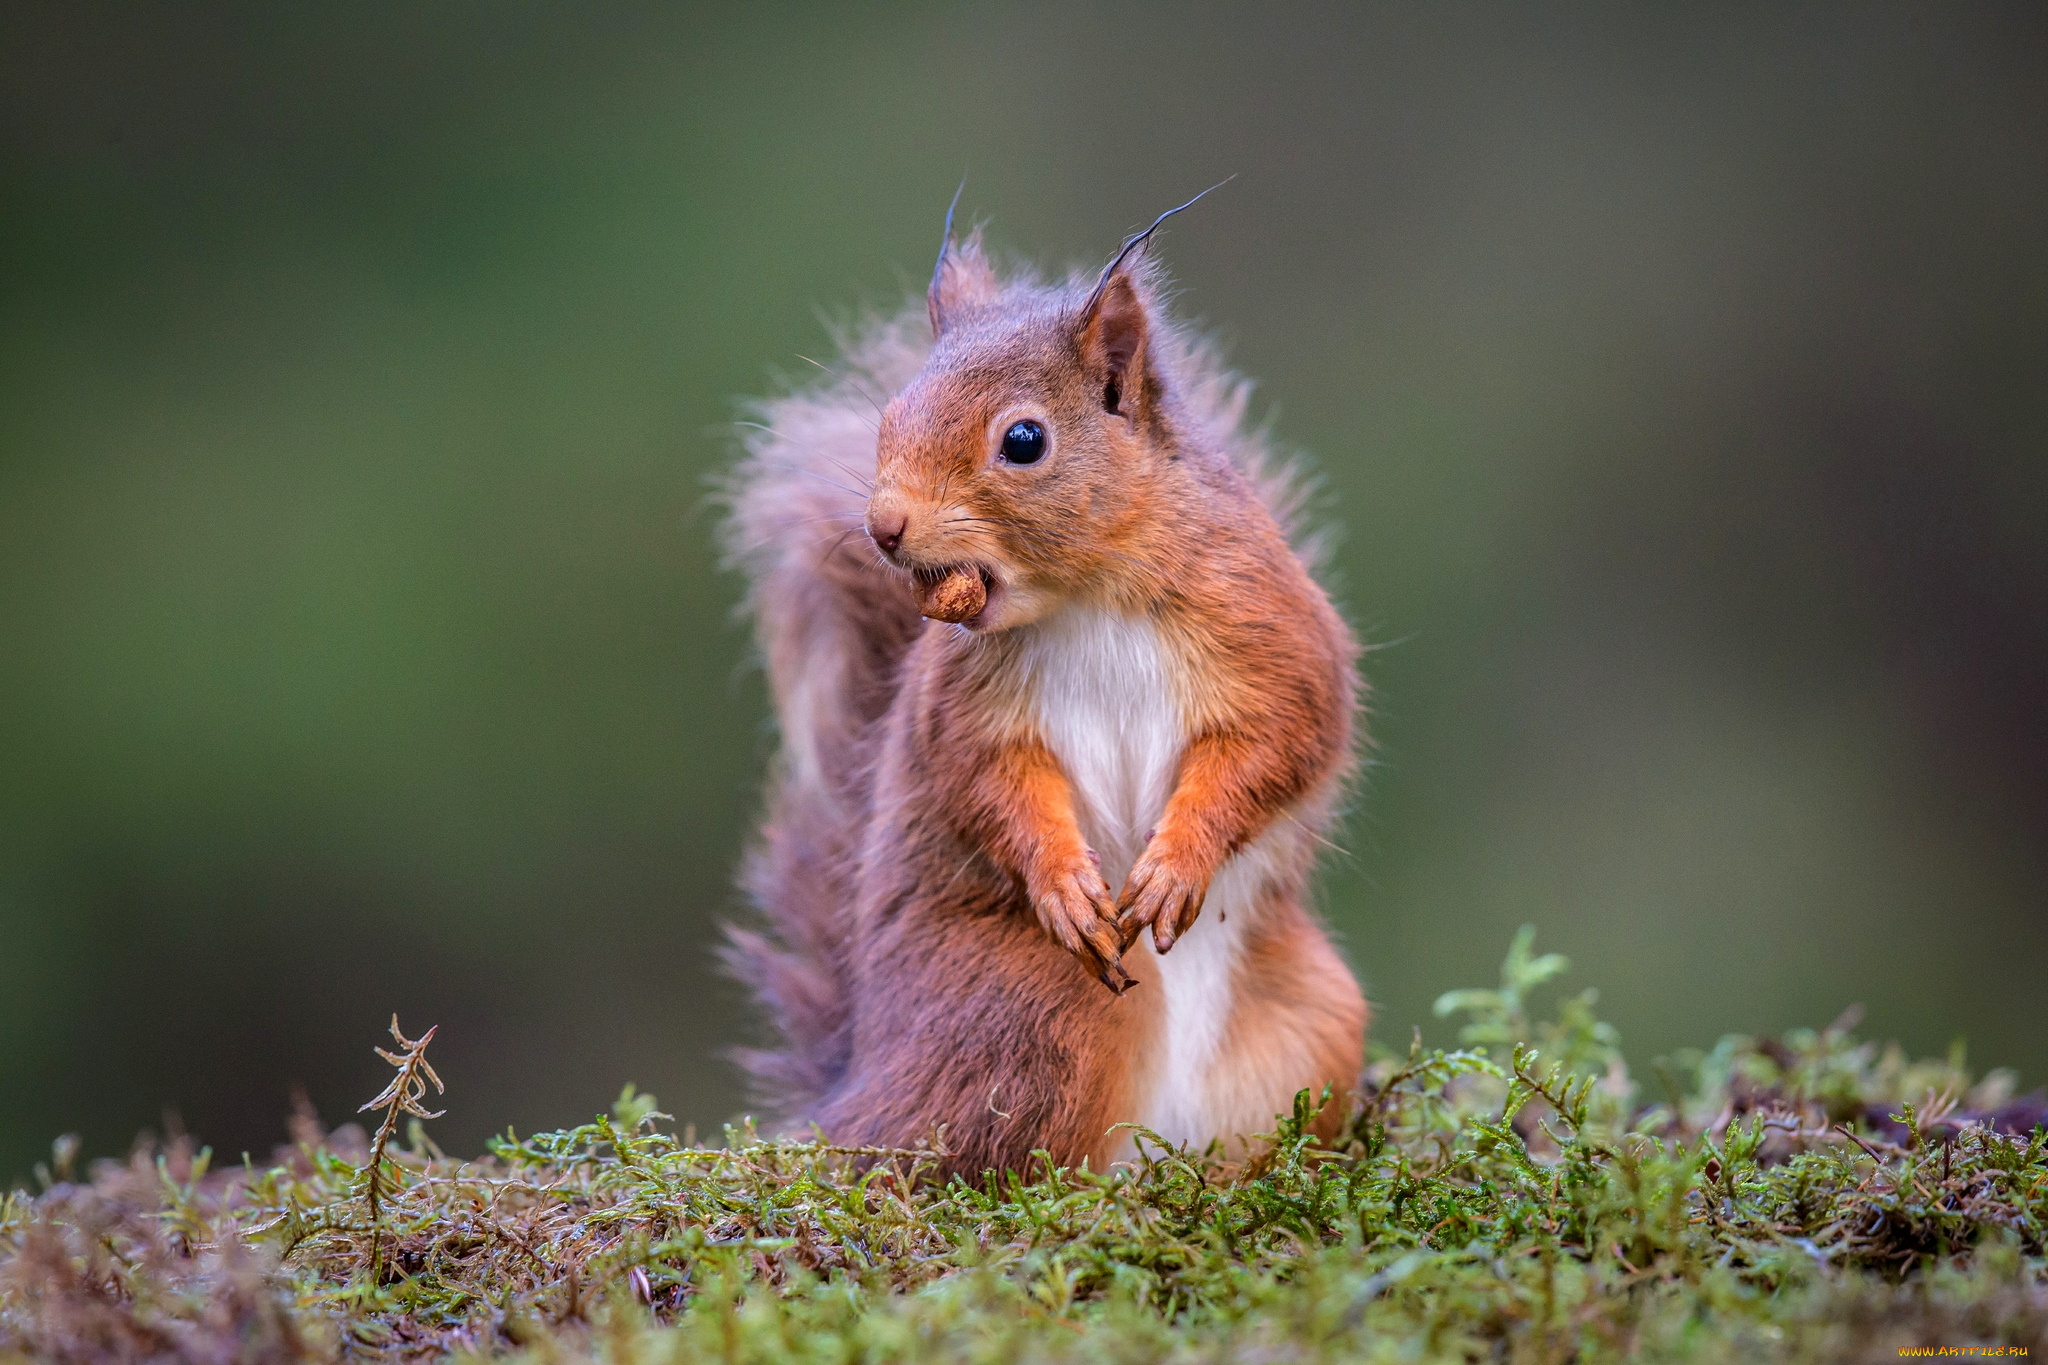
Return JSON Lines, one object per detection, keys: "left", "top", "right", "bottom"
{"left": 4, "top": 931, "right": 2044, "bottom": 1363}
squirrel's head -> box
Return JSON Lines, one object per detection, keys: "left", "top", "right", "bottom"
{"left": 864, "top": 224, "right": 1184, "bottom": 632}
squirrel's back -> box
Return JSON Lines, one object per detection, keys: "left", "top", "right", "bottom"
{"left": 722, "top": 257, "right": 1333, "bottom": 1122}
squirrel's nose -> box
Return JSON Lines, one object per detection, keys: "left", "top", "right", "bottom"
{"left": 868, "top": 510, "right": 908, "bottom": 557}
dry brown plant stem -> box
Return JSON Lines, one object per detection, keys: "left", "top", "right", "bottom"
{"left": 356, "top": 1014, "right": 444, "bottom": 1279}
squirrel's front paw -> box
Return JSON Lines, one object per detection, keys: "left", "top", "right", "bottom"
{"left": 1117, "top": 842, "right": 1211, "bottom": 955}
{"left": 1033, "top": 860, "right": 1135, "bottom": 995}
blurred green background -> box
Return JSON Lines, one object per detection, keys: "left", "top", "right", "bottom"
{"left": 3, "top": 3, "right": 2044, "bottom": 1182}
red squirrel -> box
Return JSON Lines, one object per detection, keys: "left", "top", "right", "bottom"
{"left": 723, "top": 196, "right": 1367, "bottom": 1176}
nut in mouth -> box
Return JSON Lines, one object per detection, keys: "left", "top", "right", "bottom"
{"left": 912, "top": 564, "right": 995, "bottom": 625}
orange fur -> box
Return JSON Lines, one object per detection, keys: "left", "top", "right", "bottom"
{"left": 723, "top": 222, "right": 1366, "bottom": 1177}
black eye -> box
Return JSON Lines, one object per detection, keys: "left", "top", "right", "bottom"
{"left": 999, "top": 419, "right": 1047, "bottom": 465}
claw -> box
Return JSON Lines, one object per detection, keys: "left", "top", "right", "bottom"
{"left": 1097, "top": 961, "right": 1138, "bottom": 995}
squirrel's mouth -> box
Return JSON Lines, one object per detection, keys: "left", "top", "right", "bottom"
{"left": 910, "top": 563, "right": 1000, "bottom": 628}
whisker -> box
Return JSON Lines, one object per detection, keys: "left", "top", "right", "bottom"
{"left": 821, "top": 525, "right": 870, "bottom": 557}
{"left": 738, "top": 415, "right": 880, "bottom": 461}
{"left": 744, "top": 422, "right": 876, "bottom": 490}
{"left": 755, "top": 461, "right": 871, "bottom": 502}
{"left": 1279, "top": 809, "right": 1354, "bottom": 860}
{"left": 795, "top": 354, "right": 888, "bottom": 427}
{"left": 936, "top": 850, "right": 988, "bottom": 900}
{"left": 820, "top": 455, "right": 876, "bottom": 491}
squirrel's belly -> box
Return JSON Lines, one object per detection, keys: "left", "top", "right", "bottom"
{"left": 1123, "top": 818, "right": 1313, "bottom": 1154}
{"left": 1023, "top": 608, "right": 1294, "bottom": 1155}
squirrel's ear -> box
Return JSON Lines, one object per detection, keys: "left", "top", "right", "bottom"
{"left": 1075, "top": 180, "right": 1231, "bottom": 420}
{"left": 928, "top": 231, "right": 998, "bottom": 338}
{"left": 1077, "top": 262, "right": 1154, "bottom": 421}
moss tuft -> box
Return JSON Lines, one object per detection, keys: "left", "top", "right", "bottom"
{"left": 5, "top": 930, "right": 2043, "bottom": 1362}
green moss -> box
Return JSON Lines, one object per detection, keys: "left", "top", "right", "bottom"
{"left": 4, "top": 930, "right": 2043, "bottom": 1362}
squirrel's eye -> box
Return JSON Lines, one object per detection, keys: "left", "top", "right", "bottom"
{"left": 999, "top": 420, "right": 1047, "bottom": 465}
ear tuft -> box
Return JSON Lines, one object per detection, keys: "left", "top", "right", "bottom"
{"left": 928, "top": 230, "right": 999, "bottom": 337}
{"left": 1075, "top": 179, "right": 1231, "bottom": 421}
{"left": 1079, "top": 267, "right": 1151, "bottom": 418}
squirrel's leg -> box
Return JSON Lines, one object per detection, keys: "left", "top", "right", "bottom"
{"left": 951, "top": 736, "right": 1134, "bottom": 994}
{"left": 1118, "top": 730, "right": 1310, "bottom": 954}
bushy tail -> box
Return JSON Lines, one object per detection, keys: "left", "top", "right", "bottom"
{"left": 719, "top": 310, "right": 932, "bottom": 1115}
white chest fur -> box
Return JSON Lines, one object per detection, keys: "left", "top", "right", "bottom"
{"left": 1018, "top": 608, "right": 1278, "bottom": 1152}
{"left": 1020, "top": 608, "right": 1181, "bottom": 889}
